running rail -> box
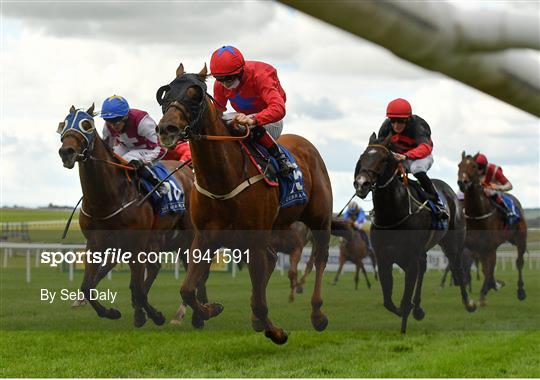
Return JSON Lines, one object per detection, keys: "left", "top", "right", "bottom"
{"left": 279, "top": 0, "right": 540, "bottom": 117}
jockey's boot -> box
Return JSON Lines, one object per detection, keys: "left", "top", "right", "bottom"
{"left": 130, "top": 160, "right": 170, "bottom": 197}
{"left": 414, "top": 171, "right": 449, "bottom": 219}
{"left": 494, "top": 194, "right": 513, "bottom": 220}
{"left": 252, "top": 125, "right": 295, "bottom": 177}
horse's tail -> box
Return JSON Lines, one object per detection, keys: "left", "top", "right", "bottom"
{"left": 331, "top": 218, "right": 353, "bottom": 240}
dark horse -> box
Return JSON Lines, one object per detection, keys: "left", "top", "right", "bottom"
{"left": 58, "top": 104, "right": 195, "bottom": 327}
{"left": 457, "top": 152, "right": 527, "bottom": 305}
{"left": 332, "top": 221, "right": 377, "bottom": 290}
{"left": 156, "top": 64, "right": 334, "bottom": 344}
{"left": 354, "top": 133, "right": 476, "bottom": 333}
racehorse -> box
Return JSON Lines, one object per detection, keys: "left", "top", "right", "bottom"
{"left": 440, "top": 246, "right": 478, "bottom": 291}
{"left": 354, "top": 133, "right": 476, "bottom": 333}
{"left": 156, "top": 64, "right": 334, "bottom": 344}
{"left": 58, "top": 104, "right": 196, "bottom": 327}
{"left": 457, "top": 152, "right": 528, "bottom": 305}
{"left": 332, "top": 221, "right": 377, "bottom": 290}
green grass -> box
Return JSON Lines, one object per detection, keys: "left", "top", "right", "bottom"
{"left": 1, "top": 263, "right": 539, "bottom": 377}
{"left": 0, "top": 209, "right": 78, "bottom": 223}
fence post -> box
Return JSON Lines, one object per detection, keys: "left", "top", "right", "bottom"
{"left": 35, "top": 249, "right": 40, "bottom": 267}
{"left": 2, "top": 248, "right": 8, "bottom": 268}
{"left": 232, "top": 262, "right": 237, "bottom": 278}
{"left": 174, "top": 259, "right": 179, "bottom": 280}
{"left": 26, "top": 249, "right": 31, "bottom": 283}
{"left": 107, "top": 270, "right": 112, "bottom": 280}
{"left": 69, "top": 262, "right": 74, "bottom": 282}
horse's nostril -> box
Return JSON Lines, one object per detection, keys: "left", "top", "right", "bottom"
{"left": 59, "top": 147, "right": 76, "bottom": 158}
{"left": 166, "top": 125, "right": 178, "bottom": 134}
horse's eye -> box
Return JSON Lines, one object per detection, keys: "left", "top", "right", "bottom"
{"left": 79, "top": 120, "right": 94, "bottom": 133}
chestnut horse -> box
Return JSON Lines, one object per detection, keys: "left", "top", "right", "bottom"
{"left": 332, "top": 222, "right": 377, "bottom": 290}
{"left": 354, "top": 133, "right": 476, "bottom": 333}
{"left": 457, "top": 152, "right": 527, "bottom": 305}
{"left": 58, "top": 104, "right": 195, "bottom": 327}
{"left": 156, "top": 64, "right": 333, "bottom": 344}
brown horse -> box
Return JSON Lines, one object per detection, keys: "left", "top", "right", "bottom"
{"left": 457, "top": 152, "right": 528, "bottom": 305}
{"left": 354, "top": 133, "right": 476, "bottom": 333}
{"left": 58, "top": 104, "right": 195, "bottom": 327}
{"left": 156, "top": 64, "right": 334, "bottom": 344}
{"left": 332, "top": 222, "right": 377, "bottom": 290}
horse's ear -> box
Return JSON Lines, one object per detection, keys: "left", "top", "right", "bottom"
{"left": 57, "top": 121, "right": 65, "bottom": 134}
{"left": 368, "top": 132, "right": 377, "bottom": 144}
{"left": 69, "top": 105, "right": 76, "bottom": 113}
{"left": 198, "top": 63, "right": 208, "bottom": 80}
{"left": 176, "top": 63, "right": 185, "bottom": 78}
{"left": 473, "top": 152, "right": 479, "bottom": 159}
{"left": 87, "top": 103, "right": 95, "bottom": 116}
{"left": 461, "top": 151, "right": 466, "bottom": 159}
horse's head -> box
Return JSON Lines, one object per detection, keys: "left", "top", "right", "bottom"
{"left": 457, "top": 151, "right": 481, "bottom": 192}
{"left": 156, "top": 63, "right": 209, "bottom": 147}
{"left": 353, "top": 133, "right": 395, "bottom": 198}
{"left": 57, "top": 104, "right": 96, "bottom": 169}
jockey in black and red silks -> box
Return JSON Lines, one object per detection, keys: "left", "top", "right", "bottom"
{"left": 210, "top": 45, "right": 295, "bottom": 176}
{"left": 377, "top": 98, "right": 448, "bottom": 219}
{"left": 475, "top": 153, "right": 514, "bottom": 218}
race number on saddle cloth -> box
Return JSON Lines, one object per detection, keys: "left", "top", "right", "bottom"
{"left": 139, "top": 162, "right": 186, "bottom": 216}
{"left": 210, "top": 45, "right": 295, "bottom": 176}
{"left": 240, "top": 139, "right": 308, "bottom": 209}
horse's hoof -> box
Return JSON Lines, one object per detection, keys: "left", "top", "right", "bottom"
{"left": 367, "top": 283, "right": 371, "bottom": 289}
{"left": 413, "top": 307, "right": 425, "bottom": 321}
{"left": 517, "top": 288, "right": 526, "bottom": 300}
{"left": 207, "top": 303, "right": 224, "bottom": 319}
{"left": 479, "top": 298, "right": 488, "bottom": 307}
{"left": 311, "top": 314, "right": 329, "bottom": 332}
{"left": 465, "top": 300, "right": 477, "bottom": 313}
{"left": 71, "top": 299, "right": 87, "bottom": 308}
{"left": 191, "top": 313, "right": 205, "bottom": 329}
{"left": 495, "top": 280, "right": 505, "bottom": 290}
{"left": 170, "top": 319, "right": 183, "bottom": 325}
{"left": 151, "top": 312, "right": 166, "bottom": 326}
{"left": 134, "top": 314, "right": 147, "bottom": 328}
{"left": 107, "top": 308, "right": 122, "bottom": 320}
{"left": 265, "top": 328, "right": 288, "bottom": 345}
{"left": 251, "top": 318, "right": 265, "bottom": 332}
{"left": 296, "top": 286, "right": 304, "bottom": 294}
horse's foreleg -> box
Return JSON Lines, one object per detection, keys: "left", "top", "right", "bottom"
{"left": 143, "top": 262, "right": 161, "bottom": 294}
{"left": 479, "top": 251, "right": 496, "bottom": 306}
{"left": 180, "top": 237, "right": 223, "bottom": 329}
{"left": 516, "top": 231, "right": 527, "bottom": 300}
{"left": 309, "top": 230, "right": 330, "bottom": 332}
{"left": 378, "top": 258, "right": 399, "bottom": 316}
{"left": 332, "top": 253, "right": 345, "bottom": 286}
{"left": 248, "top": 246, "right": 288, "bottom": 345}
{"left": 399, "top": 256, "right": 419, "bottom": 334}
{"left": 288, "top": 248, "right": 301, "bottom": 302}
{"left": 128, "top": 263, "right": 149, "bottom": 327}
{"left": 439, "top": 264, "right": 451, "bottom": 289}
{"left": 412, "top": 253, "right": 427, "bottom": 321}
{"left": 80, "top": 261, "right": 121, "bottom": 320}
{"left": 297, "top": 251, "right": 314, "bottom": 294}
{"left": 360, "top": 261, "right": 371, "bottom": 289}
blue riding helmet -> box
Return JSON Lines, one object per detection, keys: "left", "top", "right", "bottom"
{"left": 101, "top": 95, "right": 129, "bottom": 119}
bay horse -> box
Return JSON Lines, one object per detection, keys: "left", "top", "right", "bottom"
{"left": 58, "top": 104, "right": 196, "bottom": 327}
{"left": 331, "top": 221, "right": 377, "bottom": 290}
{"left": 457, "top": 152, "right": 527, "bottom": 305}
{"left": 354, "top": 133, "right": 476, "bottom": 333}
{"left": 156, "top": 64, "right": 334, "bottom": 344}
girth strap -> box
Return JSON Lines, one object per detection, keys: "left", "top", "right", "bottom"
{"left": 194, "top": 173, "right": 266, "bottom": 201}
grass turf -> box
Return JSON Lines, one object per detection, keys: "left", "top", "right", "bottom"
{"left": 1, "top": 264, "right": 539, "bottom": 377}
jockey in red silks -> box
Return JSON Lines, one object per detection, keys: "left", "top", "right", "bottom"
{"left": 163, "top": 141, "right": 192, "bottom": 162}
{"left": 210, "top": 45, "right": 295, "bottom": 176}
{"left": 475, "top": 153, "right": 514, "bottom": 218}
{"left": 100, "top": 95, "right": 169, "bottom": 195}
{"left": 377, "top": 98, "right": 448, "bottom": 219}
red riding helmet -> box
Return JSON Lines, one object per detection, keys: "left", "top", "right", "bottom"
{"left": 210, "top": 46, "right": 245, "bottom": 76}
{"left": 475, "top": 153, "right": 488, "bottom": 166}
{"left": 386, "top": 98, "right": 412, "bottom": 118}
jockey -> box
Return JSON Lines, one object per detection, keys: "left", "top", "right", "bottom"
{"left": 210, "top": 45, "right": 295, "bottom": 176}
{"left": 475, "top": 153, "right": 514, "bottom": 218}
{"left": 343, "top": 201, "right": 366, "bottom": 231}
{"left": 342, "top": 201, "right": 372, "bottom": 250}
{"left": 163, "top": 141, "right": 192, "bottom": 162}
{"left": 378, "top": 98, "right": 448, "bottom": 219}
{"left": 100, "top": 95, "right": 170, "bottom": 196}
